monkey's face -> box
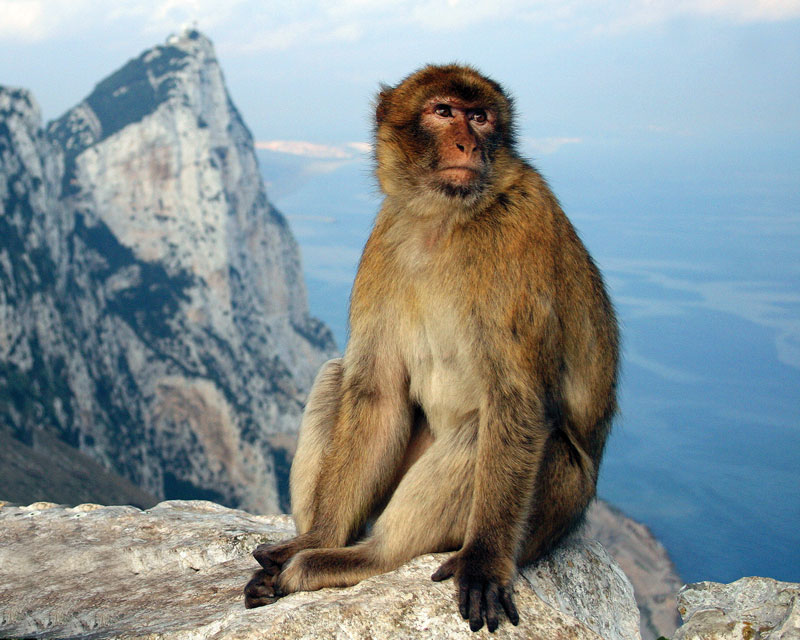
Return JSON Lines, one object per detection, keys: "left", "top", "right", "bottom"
{"left": 374, "top": 64, "right": 515, "bottom": 203}
{"left": 418, "top": 96, "right": 496, "bottom": 198}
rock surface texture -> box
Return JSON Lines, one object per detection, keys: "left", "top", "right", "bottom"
{"left": 0, "top": 500, "right": 642, "bottom": 640}
{"left": 0, "top": 29, "right": 335, "bottom": 513}
{"left": 674, "top": 578, "right": 800, "bottom": 640}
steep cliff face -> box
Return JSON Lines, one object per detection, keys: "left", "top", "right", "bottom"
{"left": 0, "top": 30, "right": 335, "bottom": 513}
{"left": 0, "top": 88, "right": 77, "bottom": 447}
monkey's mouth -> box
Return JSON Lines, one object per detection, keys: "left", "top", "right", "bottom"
{"left": 437, "top": 166, "right": 481, "bottom": 184}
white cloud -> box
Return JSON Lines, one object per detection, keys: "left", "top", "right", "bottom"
{"left": 524, "top": 137, "right": 583, "bottom": 155}
{"left": 0, "top": 1, "right": 44, "bottom": 41}
{"left": 0, "top": 0, "right": 98, "bottom": 42}
{"left": 346, "top": 142, "right": 373, "bottom": 154}
{"left": 256, "top": 140, "right": 350, "bottom": 158}
{"left": 107, "top": 0, "right": 236, "bottom": 36}
{"left": 593, "top": 0, "right": 800, "bottom": 34}
{"left": 255, "top": 140, "right": 371, "bottom": 159}
{"left": 2, "top": 1, "right": 798, "bottom": 47}
{"left": 697, "top": 0, "right": 800, "bottom": 21}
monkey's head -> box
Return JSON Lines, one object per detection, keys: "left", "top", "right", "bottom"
{"left": 374, "top": 64, "right": 517, "bottom": 205}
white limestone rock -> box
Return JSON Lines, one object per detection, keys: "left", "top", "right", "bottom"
{"left": 1, "top": 29, "right": 336, "bottom": 513}
{"left": 0, "top": 500, "right": 642, "bottom": 640}
{"left": 674, "top": 577, "right": 800, "bottom": 640}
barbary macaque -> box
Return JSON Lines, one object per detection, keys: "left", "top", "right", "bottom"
{"left": 245, "top": 63, "right": 619, "bottom": 633}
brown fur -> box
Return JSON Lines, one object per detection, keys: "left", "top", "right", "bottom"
{"left": 244, "top": 64, "right": 619, "bottom": 633}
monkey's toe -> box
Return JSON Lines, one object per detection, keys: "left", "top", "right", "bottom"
{"left": 244, "top": 569, "right": 282, "bottom": 608}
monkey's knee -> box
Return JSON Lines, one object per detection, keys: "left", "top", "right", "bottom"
{"left": 296, "top": 358, "right": 343, "bottom": 447}
{"left": 307, "top": 358, "right": 344, "bottom": 405}
{"left": 519, "top": 442, "right": 596, "bottom": 564}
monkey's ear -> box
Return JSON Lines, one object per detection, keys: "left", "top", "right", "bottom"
{"left": 375, "top": 84, "right": 393, "bottom": 125}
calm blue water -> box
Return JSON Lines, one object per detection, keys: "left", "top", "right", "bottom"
{"left": 258, "top": 133, "right": 800, "bottom": 584}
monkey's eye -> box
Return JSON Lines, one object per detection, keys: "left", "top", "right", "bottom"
{"left": 434, "top": 104, "right": 453, "bottom": 117}
{"left": 468, "top": 109, "right": 488, "bottom": 123}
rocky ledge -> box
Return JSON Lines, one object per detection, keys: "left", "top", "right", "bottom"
{"left": 0, "top": 499, "right": 641, "bottom": 639}
{"left": 674, "top": 577, "right": 800, "bottom": 640}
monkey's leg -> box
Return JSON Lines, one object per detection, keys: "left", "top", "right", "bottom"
{"left": 275, "top": 430, "right": 474, "bottom": 594}
{"left": 245, "top": 359, "right": 343, "bottom": 609}
{"left": 519, "top": 430, "right": 596, "bottom": 565}
{"left": 293, "top": 355, "right": 414, "bottom": 548}
{"left": 290, "top": 358, "right": 343, "bottom": 535}
{"left": 247, "top": 357, "right": 413, "bottom": 608}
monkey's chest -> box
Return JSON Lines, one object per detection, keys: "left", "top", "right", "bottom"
{"left": 403, "top": 305, "right": 482, "bottom": 436}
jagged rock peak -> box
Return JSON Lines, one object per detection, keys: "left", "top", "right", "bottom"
{"left": 49, "top": 28, "right": 231, "bottom": 156}
{"left": 1, "top": 31, "right": 335, "bottom": 515}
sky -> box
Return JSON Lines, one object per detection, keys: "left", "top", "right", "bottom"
{"left": 0, "top": 0, "right": 798, "bottom": 154}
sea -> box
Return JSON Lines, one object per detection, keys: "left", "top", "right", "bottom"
{"left": 257, "top": 131, "right": 800, "bottom": 585}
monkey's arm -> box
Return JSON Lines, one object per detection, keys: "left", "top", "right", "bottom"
{"left": 432, "top": 291, "right": 554, "bottom": 632}
{"left": 432, "top": 383, "right": 545, "bottom": 631}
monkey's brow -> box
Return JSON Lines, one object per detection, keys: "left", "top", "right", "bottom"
{"left": 426, "top": 95, "right": 483, "bottom": 107}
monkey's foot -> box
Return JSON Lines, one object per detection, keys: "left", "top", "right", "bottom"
{"left": 244, "top": 568, "right": 283, "bottom": 608}
{"left": 252, "top": 532, "right": 321, "bottom": 572}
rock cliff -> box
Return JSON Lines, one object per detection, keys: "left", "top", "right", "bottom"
{"left": 586, "top": 500, "right": 683, "bottom": 640}
{"left": 0, "top": 30, "right": 335, "bottom": 514}
{"left": 0, "top": 500, "right": 642, "bottom": 639}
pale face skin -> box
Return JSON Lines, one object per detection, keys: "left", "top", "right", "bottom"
{"left": 419, "top": 97, "right": 496, "bottom": 191}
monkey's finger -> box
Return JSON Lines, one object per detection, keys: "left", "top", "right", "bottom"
{"left": 499, "top": 587, "right": 520, "bottom": 626}
{"left": 485, "top": 582, "right": 501, "bottom": 632}
{"left": 458, "top": 579, "right": 470, "bottom": 619}
{"left": 244, "top": 595, "right": 279, "bottom": 609}
{"left": 469, "top": 583, "right": 484, "bottom": 632}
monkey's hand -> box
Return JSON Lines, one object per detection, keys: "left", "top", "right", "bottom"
{"left": 431, "top": 550, "right": 519, "bottom": 632}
